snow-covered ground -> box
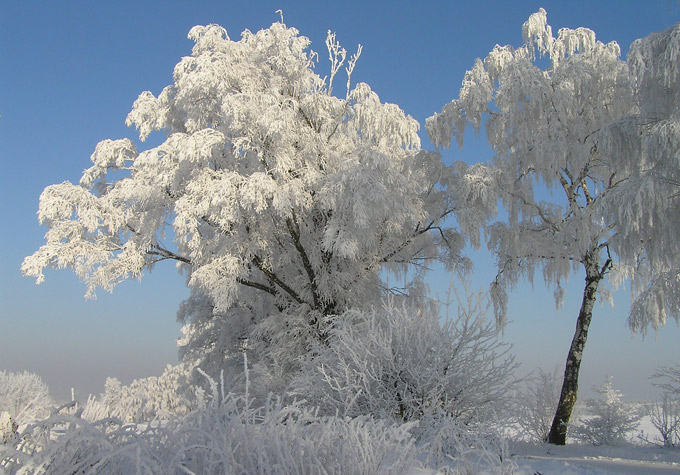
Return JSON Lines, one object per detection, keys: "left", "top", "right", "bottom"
{"left": 511, "top": 442, "right": 680, "bottom": 474}
{"left": 509, "top": 415, "right": 680, "bottom": 474}
{"left": 408, "top": 441, "right": 680, "bottom": 474}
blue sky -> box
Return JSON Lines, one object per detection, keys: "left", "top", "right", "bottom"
{"left": 1, "top": 1, "right": 679, "bottom": 401}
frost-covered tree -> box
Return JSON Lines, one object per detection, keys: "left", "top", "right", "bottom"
{"left": 96, "top": 364, "right": 197, "bottom": 423}
{"left": 0, "top": 370, "right": 54, "bottom": 425}
{"left": 426, "top": 9, "right": 677, "bottom": 444}
{"left": 648, "top": 392, "right": 680, "bottom": 448}
{"left": 648, "top": 362, "right": 680, "bottom": 447}
{"left": 652, "top": 363, "right": 680, "bottom": 396}
{"left": 601, "top": 23, "right": 680, "bottom": 334}
{"left": 22, "top": 21, "right": 484, "bottom": 387}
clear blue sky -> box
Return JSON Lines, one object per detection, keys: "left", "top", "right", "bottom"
{"left": 1, "top": 1, "right": 678, "bottom": 402}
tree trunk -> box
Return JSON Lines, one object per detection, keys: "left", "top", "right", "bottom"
{"left": 548, "top": 253, "right": 608, "bottom": 445}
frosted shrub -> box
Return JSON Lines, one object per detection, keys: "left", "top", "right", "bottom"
{"left": 292, "top": 289, "right": 517, "bottom": 424}
{"left": 0, "top": 412, "right": 18, "bottom": 445}
{"left": 648, "top": 393, "right": 680, "bottom": 447}
{"left": 175, "top": 396, "right": 419, "bottom": 474}
{"left": 1, "top": 390, "right": 421, "bottom": 474}
{"left": 97, "top": 363, "right": 197, "bottom": 423}
{"left": 0, "top": 370, "right": 54, "bottom": 425}
{"left": 171, "top": 364, "right": 420, "bottom": 474}
{"left": 79, "top": 395, "right": 110, "bottom": 423}
{"left": 649, "top": 363, "right": 680, "bottom": 447}
{"left": 652, "top": 363, "right": 680, "bottom": 396}
{"left": 572, "top": 377, "right": 641, "bottom": 445}
{"left": 418, "top": 413, "right": 515, "bottom": 474}
{"left": 515, "top": 367, "right": 561, "bottom": 442}
{"left": 0, "top": 362, "right": 519, "bottom": 474}
{"left": 0, "top": 407, "right": 176, "bottom": 474}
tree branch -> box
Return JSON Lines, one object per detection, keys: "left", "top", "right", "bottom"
{"left": 251, "top": 255, "right": 304, "bottom": 305}
{"left": 286, "top": 211, "right": 323, "bottom": 311}
{"left": 373, "top": 209, "right": 455, "bottom": 270}
{"left": 236, "top": 277, "right": 278, "bottom": 297}
{"left": 147, "top": 246, "right": 191, "bottom": 264}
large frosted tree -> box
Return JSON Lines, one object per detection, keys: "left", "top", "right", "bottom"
{"left": 427, "top": 9, "right": 678, "bottom": 444}
{"left": 23, "top": 21, "right": 486, "bottom": 387}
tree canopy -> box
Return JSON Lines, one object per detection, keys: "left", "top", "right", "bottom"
{"left": 22, "top": 21, "right": 488, "bottom": 384}
{"left": 427, "top": 8, "right": 636, "bottom": 326}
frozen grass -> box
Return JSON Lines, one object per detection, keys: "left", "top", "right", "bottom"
{"left": 2, "top": 387, "right": 679, "bottom": 474}
{"left": 1, "top": 394, "right": 519, "bottom": 474}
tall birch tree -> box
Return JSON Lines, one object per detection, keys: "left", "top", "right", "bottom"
{"left": 22, "top": 21, "right": 487, "bottom": 387}
{"left": 426, "top": 9, "right": 677, "bottom": 444}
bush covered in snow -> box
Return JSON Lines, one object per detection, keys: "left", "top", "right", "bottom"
{"left": 415, "top": 412, "right": 515, "bottom": 473}
{"left": 648, "top": 363, "right": 680, "bottom": 447}
{"left": 571, "top": 377, "right": 641, "bottom": 446}
{"left": 0, "top": 371, "right": 54, "bottom": 426}
{"left": 1, "top": 397, "right": 419, "bottom": 474}
{"left": 648, "top": 393, "right": 680, "bottom": 448}
{"left": 89, "top": 364, "right": 198, "bottom": 423}
{"left": 514, "top": 367, "right": 561, "bottom": 442}
{"left": 292, "top": 290, "right": 517, "bottom": 425}
{"left": 0, "top": 289, "right": 521, "bottom": 473}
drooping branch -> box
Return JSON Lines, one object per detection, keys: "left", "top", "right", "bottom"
{"left": 502, "top": 186, "right": 561, "bottom": 233}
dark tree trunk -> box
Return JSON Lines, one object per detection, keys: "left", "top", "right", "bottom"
{"left": 548, "top": 252, "right": 610, "bottom": 445}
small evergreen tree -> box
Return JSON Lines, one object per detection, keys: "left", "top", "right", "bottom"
{"left": 571, "top": 377, "right": 641, "bottom": 446}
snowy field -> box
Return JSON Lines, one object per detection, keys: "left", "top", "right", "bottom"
{"left": 507, "top": 416, "right": 680, "bottom": 474}
{"left": 512, "top": 445, "right": 679, "bottom": 474}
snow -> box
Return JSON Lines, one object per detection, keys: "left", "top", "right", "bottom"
{"left": 405, "top": 442, "right": 680, "bottom": 475}
{"left": 512, "top": 441, "right": 680, "bottom": 474}
{"left": 503, "top": 415, "right": 680, "bottom": 474}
